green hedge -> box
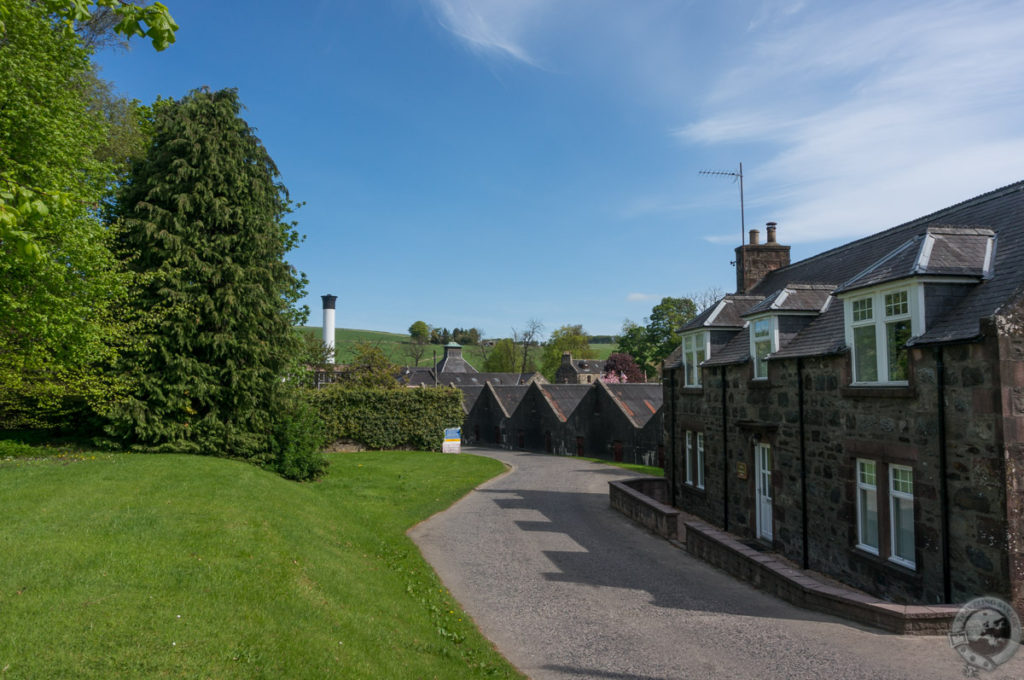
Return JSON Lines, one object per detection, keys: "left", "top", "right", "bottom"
{"left": 313, "top": 386, "right": 464, "bottom": 451}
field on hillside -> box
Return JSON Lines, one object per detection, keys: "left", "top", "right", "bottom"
{"left": 300, "top": 326, "right": 617, "bottom": 371}
{"left": 0, "top": 450, "right": 524, "bottom": 679}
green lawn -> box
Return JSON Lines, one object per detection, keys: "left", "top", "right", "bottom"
{"left": 0, "top": 451, "right": 524, "bottom": 679}
{"left": 300, "top": 326, "right": 617, "bottom": 372}
{"left": 577, "top": 457, "right": 664, "bottom": 476}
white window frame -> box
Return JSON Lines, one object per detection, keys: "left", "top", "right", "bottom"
{"left": 684, "top": 431, "right": 704, "bottom": 488}
{"left": 696, "top": 432, "right": 705, "bottom": 489}
{"left": 889, "top": 465, "right": 916, "bottom": 569}
{"left": 684, "top": 431, "right": 694, "bottom": 486}
{"left": 843, "top": 283, "right": 924, "bottom": 386}
{"left": 748, "top": 315, "right": 777, "bottom": 380}
{"left": 681, "top": 331, "right": 709, "bottom": 388}
{"left": 855, "top": 459, "right": 879, "bottom": 555}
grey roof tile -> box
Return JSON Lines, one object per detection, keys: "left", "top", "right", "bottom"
{"left": 601, "top": 383, "right": 664, "bottom": 428}
{"left": 744, "top": 181, "right": 1024, "bottom": 351}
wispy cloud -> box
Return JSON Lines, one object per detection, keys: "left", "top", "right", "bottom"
{"left": 426, "top": 0, "right": 549, "bottom": 66}
{"left": 679, "top": 0, "right": 1024, "bottom": 242}
{"left": 627, "top": 292, "right": 658, "bottom": 302}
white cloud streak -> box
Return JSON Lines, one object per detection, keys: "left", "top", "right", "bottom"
{"left": 680, "top": 0, "right": 1024, "bottom": 242}
{"left": 426, "top": 0, "right": 551, "bottom": 66}
{"left": 627, "top": 292, "right": 658, "bottom": 302}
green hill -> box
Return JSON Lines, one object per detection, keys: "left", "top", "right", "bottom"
{"left": 300, "top": 327, "right": 617, "bottom": 372}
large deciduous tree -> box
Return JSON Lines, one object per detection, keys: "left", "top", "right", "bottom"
{"left": 619, "top": 296, "right": 698, "bottom": 375}
{"left": 602, "top": 353, "right": 645, "bottom": 383}
{"left": 0, "top": 1, "right": 132, "bottom": 425}
{"left": 109, "top": 87, "right": 321, "bottom": 477}
{"left": 540, "top": 324, "right": 594, "bottom": 381}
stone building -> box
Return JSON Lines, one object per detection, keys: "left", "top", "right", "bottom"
{"left": 663, "top": 181, "right": 1024, "bottom": 611}
{"left": 555, "top": 352, "right": 608, "bottom": 384}
{"left": 462, "top": 380, "right": 664, "bottom": 466}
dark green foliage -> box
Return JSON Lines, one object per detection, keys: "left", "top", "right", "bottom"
{"left": 313, "top": 387, "right": 464, "bottom": 451}
{"left": 269, "top": 387, "right": 328, "bottom": 480}
{"left": 109, "top": 88, "right": 317, "bottom": 477}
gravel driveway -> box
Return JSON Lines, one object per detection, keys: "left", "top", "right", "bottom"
{"left": 409, "top": 448, "right": 1023, "bottom": 680}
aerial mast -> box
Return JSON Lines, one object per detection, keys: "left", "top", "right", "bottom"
{"left": 699, "top": 162, "right": 745, "bottom": 245}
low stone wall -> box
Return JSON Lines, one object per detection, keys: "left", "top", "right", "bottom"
{"left": 609, "top": 477, "right": 679, "bottom": 540}
{"left": 685, "top": 520, "right": 959, "bottom": 635}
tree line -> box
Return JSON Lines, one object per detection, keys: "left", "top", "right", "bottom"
{"left": 0, "top": 2, "right": 329, "bottom": 479}
{"left": 406, "top": 291, "right": 722, "bottom": 383}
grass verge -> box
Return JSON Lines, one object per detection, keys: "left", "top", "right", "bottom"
{"left": 576, "top": 456, "right": 664, "bottom": 476}
{"left": 0, "top": 450, "right": 524, "bottom": 679}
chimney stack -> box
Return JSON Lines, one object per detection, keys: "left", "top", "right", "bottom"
{"left": 321, "top": 294, "right": 337, "bottom": 364}
{"left": 734, "top": 222, "right": 790, "bottom": 294}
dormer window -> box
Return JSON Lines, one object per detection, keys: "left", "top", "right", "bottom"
{"left": 749, "top": 316, "right": 776, "bottom": 380}
{"left": 844, "top": 285, "right": 922, "bottom": 385}
{"left": 681, "top": 331, "right": 708, "bottom": 387}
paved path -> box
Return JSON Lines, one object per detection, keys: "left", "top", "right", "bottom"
{"left": 409, "top": 448, "right": 1023, "bottom": 680}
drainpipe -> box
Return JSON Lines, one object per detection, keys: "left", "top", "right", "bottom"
{"left": 798, "top": 358, "right": 809, "bottom": 569}
{"left": 721, "top": 365, "right": 729, "bottom": 531}
{"left": 668, "top": 370, "right": 677, "bottom": 505}
{"left": 936, "top": 346, "right": 952, "bottom": 603}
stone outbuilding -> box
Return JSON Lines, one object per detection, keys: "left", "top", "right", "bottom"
{"left": 663, "top": 181, "right": 1024, "bottom": 613}
{"left": 555, "top": 352, "right": 608, "bottom": 384}
{"left": 462, "top": 380, "right": 664, "bottom": 466}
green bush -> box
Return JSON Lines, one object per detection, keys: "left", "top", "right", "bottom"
{"left": 269, "top": 388, "right": 328, "bottom": 481}
{"left": 0, "top": 439, "right": 43, "bottom": 458}
{"left": 313, "top": 386, "right": 463, "bottom": 451}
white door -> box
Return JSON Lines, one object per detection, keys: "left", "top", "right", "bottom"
{"left": 755, "top": 443, "right": 773, "bottom": 541}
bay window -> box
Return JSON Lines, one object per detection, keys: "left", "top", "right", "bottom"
{"left": 845, "top": 286, "right": 921, "bottom": 385}
{"left": 681, "top": 332, "right": 708, "bottom": 387}
{"left": 750, "top": 316, "right": 775, "bottom": 380}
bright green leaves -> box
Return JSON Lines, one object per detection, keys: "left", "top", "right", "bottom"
{"left": 41, "top": 0, "right": 180, "bottom": 51}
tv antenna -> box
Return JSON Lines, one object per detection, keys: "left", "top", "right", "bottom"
{"left": 699, "top": 162, "right": 745, "bottom": 245}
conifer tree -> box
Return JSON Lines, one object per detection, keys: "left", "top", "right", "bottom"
{"left": 111, "top": 88, "right": 322, "bottom": 477}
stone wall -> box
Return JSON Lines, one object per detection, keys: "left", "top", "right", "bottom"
{"left": 995, "top": 295, "right": 1024, "bottom": 615}
{"left": 666, "top": 333, "right": 1014, "bottom": 606}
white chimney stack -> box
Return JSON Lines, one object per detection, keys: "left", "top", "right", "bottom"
{"left": 321, "top": 294, "right": 337, "bottom": 364}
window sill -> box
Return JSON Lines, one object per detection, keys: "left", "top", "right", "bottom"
{"left": 680, "top": 386, "right": 704, "bottom": 395}
{"left": 848, "top": 546, "right": 921, "bottom": 581}
{"left": 747, "top": 378, "right": 771, "bottom": 390}
{"left": 840, "top": 384, "right": 916, "bottom": 399}
{"left": 681, "top": 483, "right": 706, "bottom": 496}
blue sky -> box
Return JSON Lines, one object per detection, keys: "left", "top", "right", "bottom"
{"left": 95, "top": 0, "right": 1024, "bottom": 337}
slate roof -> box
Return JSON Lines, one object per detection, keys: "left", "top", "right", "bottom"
{"left": 681, "top": 295, "right": 762, "bottom": 332}
{"left": 744, "top": 284, "right": 834, "bottom": 317}
{"left": 458, "top": 385, "right": 485, "bottom": 414}
{"left": 538, "top": 384, "right": 592, "bottom": 421}
{"left": 600, "top": 383, "right": 664, "bottom": 428}
{"left": 433, "top": 343, "right": 478, "bottom": 374}
{"left": 703, "top": 327, "right": 752, "bottom": 367}
{"left": 663, "top": 345, "right": 683, "bottom": 370}
{"left": 491, "top": 385, "right": 529, "bottom": 418}
{"left": 699, "top": 180, "right": 1024, "bottom": 363}
{"left": 834, "top": 226, "right": 995, "bottom": 294}
{"left": 568, "top": 358, "right": 607, "bottom": 374}
{"left": 401, "top": 369, "right": 544, "bottom": 387}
